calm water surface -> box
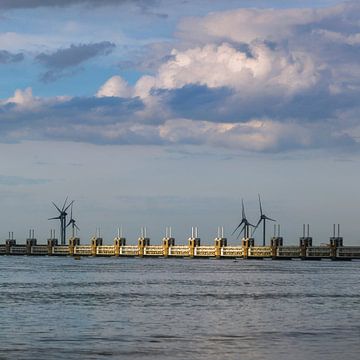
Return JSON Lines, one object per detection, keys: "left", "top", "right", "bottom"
{"left": 0, "top": 256, "right": 359, "bottom": 359}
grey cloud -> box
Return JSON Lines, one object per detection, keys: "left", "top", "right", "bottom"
{"left": 0, "top": 0, "right": 156, "bottom": 9}
{"left": 3, "top": 2, "right": 360, "bottom": 153}
{"left": 36, "top": 41, "right": 115, "bottom": 82}
{"left": 36, "top": 42, "right": 115, "bottom": 69}
{"left": 0, "top": 95, "right": 148, "bottom": 144}
{"left": 0, "top": 50, "right": 24, "bottom": 64}
{"left": 0, "top": 175, "right": 50, "bottom": 186}
{"left": 0, "top": 91, "right": 357, "bottom": 152}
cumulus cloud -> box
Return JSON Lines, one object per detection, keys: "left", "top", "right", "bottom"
{"left": 36, "top": 41, "right": 115, "bottom": 82}
{"left": 96, "top": 76, "right": 132, "bottom": 98}
{"left": 2, "top": 2, "right": 360, "bottom": 153}
{"left": 153, "top": 42, "right": 318, "bottom": 95}
{"left": 2, "top": 88, "right": 39, "bottom": 109}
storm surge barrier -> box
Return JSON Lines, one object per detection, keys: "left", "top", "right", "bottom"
{"left": 1, "top": 234, "right": 360, "bottom": 260}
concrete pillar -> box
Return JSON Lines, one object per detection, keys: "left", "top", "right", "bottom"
{"left": 47, "top": 238, "right": 58, "bottom": 256}
{"left": 271, "top": 237, "right": 283, "bottom": 257}
{"left": 69, "top": 237, "right": 80, "bottom": 256}
{"left": 214, "top": 236, "right": 227, "bottom": 258}
{"left": 5, "top": 239, "right": 16, "bottom": 255}
{"left": 188, "top": 238, "right": 200, "bottom": 257}
{"left": 242, "top": 238, "right": 249, "bottom": 258}
{"left": 91, "top": 237, "right": 102, "bottom": 256}
{"left": 26, "top": 238, "right": 37, "bottom": 255}
{"left": 114, "top": 237, "right": 126, "bottom": 257}
{"left": 162, "top": 237, "right": 175, "bottom": 257}
{"left": 138, "top": 238, "right": 145, "bottom": 257}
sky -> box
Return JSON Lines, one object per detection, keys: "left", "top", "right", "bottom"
{"left": 1, "top": 0, "right": 360, "bottom": 245}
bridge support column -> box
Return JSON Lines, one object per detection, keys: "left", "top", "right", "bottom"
{"left": 91, "top": 237, "right": 102, "bottom": 256}
{"left": 163, "top": 237, "right": 175, "bottom": 257}
{"left": 5, "top": 239, "right": 16, "bottom": 255}
{"left": 69, "top": 237, "right": 80, "bottom": 256}
{"left": 47, "top": 239, "right": 58, "bottom": 255}
{"left": 114, "top": 237, "right": 125, "bottom": 257}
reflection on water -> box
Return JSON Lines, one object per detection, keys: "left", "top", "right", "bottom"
{"left": 0, "top": 257, "right": 359, "bottom": 359}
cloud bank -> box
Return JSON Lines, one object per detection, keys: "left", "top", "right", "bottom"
{"left": 0, "top": 0, "right": 154, "bottom": 9}
{"left": 1, "top": 1, "right": 360, "bottom": 152}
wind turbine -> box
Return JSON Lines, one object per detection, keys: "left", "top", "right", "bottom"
{"left": 253, "top": 194, "right": 276, "bottom": 246}
{"left": 48, "top": 198, "right": 73, "bottom": 245}
{"left": 232, "top": 199, "right": 255, "bottom": 240}
{"left": 66, "top": 202, "right": 79, "bottom": 237}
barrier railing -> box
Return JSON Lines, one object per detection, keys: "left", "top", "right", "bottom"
{"left": 337, "top": 246, "right": 360, "bottom": 258}
{"left": 96, "top": 245, "right": 115, "bottom": 256}
{"left": 168, "top": 245, "right": 190, "bottom": 256}
{"left": 52, "top": 246, "right": 70, "bottom": 255}
{"left": 306, "top": 246, "right": 332, "bottom": 257}
{"left": 31, "top": 245, "right": 48, "bottom": 255}
{"left": 277, "top": 246, "right": 302, "bottom": 257}
{"left": 74, "top": 246, "right": 92, "bottom": 256}
{"left": 144, "top": 246, "right": 163, "bottom": 256}
{"left": 221, "top": 246, "right": 244, "bottom": 257}
{"left": 120, "top": 246, "right": 139, "bottom": 256}
{"left": 248, "top": 246, "right": 272, "bottom": 257}
{"left": 10, "top": 246, "right": 27, "bottom": 255}
{"left": 194, "top": 246, "right": 216, "bottom": 257}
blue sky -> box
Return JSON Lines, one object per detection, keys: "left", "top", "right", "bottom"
{"left": 0, "top": 0, "right": 360, "bottom": 245}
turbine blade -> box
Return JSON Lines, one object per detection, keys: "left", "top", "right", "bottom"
{"left": 231, "top": 223, "right": 242, "bottom": 236}
{"left": 64, "top": 200, "right": 74, "bottom": 213}
{"left": 231, "top": 219, "right": 245, "bottom": 235}
{"left": 48, "top": 216, "right": 61, "bottom": 220}
{"left": 264, "top": 215, "right": 276, "bottom": 222}
{"left": 62, "top": 197, "right": 68, "bottom": 211}
{"left": 236, "top": 224, "right": 246, "bottom": 239}
{"left": 52, "top": 202, "right": 62, "bottom": 213}
{"left": 242, "top": 199, "right": 245, "bottom": 219}
{"left": 258, "top": 194, "right": 263, "bottom": 216}
{"left": 253, "top": 218, "right": 262, "bottom": 234}
{"left": 75, "top": 224, "right": 80, "bottom": 231}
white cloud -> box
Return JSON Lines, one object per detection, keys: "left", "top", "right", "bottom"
{"left": 177, "top": 4, "right": 346, "bottom": 44}
{"left": 134, "top": 75, "right": 156, "bottom": 98}
{"left": 153, "top": 42, "right": 318, "bottom": 95}
{"left": 2, "top": 88, "right": 39, "bottom": 109}
{"left": 1, "top": 87, "right": 71, "bottom": 110}
{"left": 96, "top": 75, "right": 132, "bottom": 98}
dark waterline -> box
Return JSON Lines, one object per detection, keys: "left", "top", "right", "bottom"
{"left": 0, "top": 257, "right": 359, "bottom": 360}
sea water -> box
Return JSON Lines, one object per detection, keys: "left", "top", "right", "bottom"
{"left": 0, "top": 256, "right": 359, "bottom": 360}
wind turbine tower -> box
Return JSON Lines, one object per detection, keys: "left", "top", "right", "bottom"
{"left": 48, "top": 198, "right": 73, "bottom": 245}
{"left": 232, "top": 199, "right": 255, "bottom": 241}
{"left": 253, "top": 194, "right": 276, "bottom": 246}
